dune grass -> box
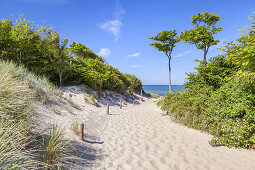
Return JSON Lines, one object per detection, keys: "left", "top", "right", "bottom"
{"left": 0, "top": 61, "right": 35, "bottom": 169}
{"left": 0, "top": 60, "right": 76, "bottom": 169}
{"left": 147, "top": 93, "right": 160, "bottom": 99}
{"left": 71, "top": 118, "right": 80, "bottom": 136}
{"left": 34, "top": 125, "right": 75, "bottom": 169}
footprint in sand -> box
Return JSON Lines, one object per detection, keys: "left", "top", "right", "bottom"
{"left": 99, "top": 100, "right": 255, "bottom": 170}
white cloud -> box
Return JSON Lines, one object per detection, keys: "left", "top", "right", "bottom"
{"left": 127, "top": 52, "right": 141, "bottom": 58}
{"left": 174, "top": 50, "right": 199, "bottom": 58}
{"left": 100, "top": 20, "right": 122, "bottom": 41}
{"left": 130, "top": 65, "right": 142, "bottom": 68}
{"left": 97, "top": 48, "right": 111, "bottom": 57}
{"left": 114, "top": 0, "right": 125, "bottom": 18}
{"left": 99, "top": 0, "right": 125, "bottom": 41}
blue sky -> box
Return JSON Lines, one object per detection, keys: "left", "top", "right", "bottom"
{"left": 1, "top": 0, "right": 255, "bottom": 85}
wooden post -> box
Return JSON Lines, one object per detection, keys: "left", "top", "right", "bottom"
{"left": 140, "top": 89, "right": 143, "bottom": 101}
{"left": 80, "top": 123, "right": 84, "bottom": 140}
{"left": 120, "top": 100, "right": 122, "bottom": 109}
{"left": 106, "top": 103, "right": 109, "bottom": 114}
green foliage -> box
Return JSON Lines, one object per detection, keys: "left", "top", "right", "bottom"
{"left": 149, "top": 30, "right": 179, "bottom": 92}
{"left": 191, "top": 12, "right": 221, "bottom": 26}
{"left": 124, "top": 73, "right": 142, "bottom": 92}
{"left": 69, "top": 41, "right": 103, "bottom": 61}
{"left": 184, "top": 55, "right": 238, "bottom": 89}
{"left": 77, "top": 58, "right": 120, "bottom": 91}
{"left": 148, "top": 93, "right": 160, "bottom": 99}
{"left": 149, "top": 30, "right": 179, "bottom": 56}
{"left": 160, "top": 15, "right": 255, "bottom": 149}
{"left": 0, "top": 15, "right": 142, "bottom": 92}
{"left": 223, "top": 19, "right": 255, "bottom": 72}
{"left": 180, "top": 12, "right": 223, "bottom": 61}
{"left": 75, "top": 58, "right": 142, "bottom": 92}
{"left": 161, "top": 71, "right": 255, "bottom": 148}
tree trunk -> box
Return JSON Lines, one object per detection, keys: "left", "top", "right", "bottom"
{"left": 168, "top": 58, "right": 171, "bottom": 93}
{"left": 203, "top": 51, "right": 207, "bottom": 61}
{"left": 204, "top": 46, "right": 208, "bottom": 62}
{"left": 59, "top": 72, "right": 62, "bottom": 87}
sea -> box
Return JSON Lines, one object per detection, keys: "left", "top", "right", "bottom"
{"left": 143, "top": 85, "right": 184, "bottom": 96}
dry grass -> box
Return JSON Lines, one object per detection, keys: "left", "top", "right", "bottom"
{"left": 52, "top": 107, "right": 61, "bottom": 115}
{"left": 71, "top": 118, "right": 80, "bottom": 136}
{"left": 85, "top": 94, "right": 98, "bottom": 106}
{"left": 35, "top": 125, "right": 75, "bottom": 169}
{"left": 0, "top": 60, "right": 76, "bottom": 169}
{"left": 84, "top": 96, "right": 89, "bottom": 103}
{"left": 90, "top": 96, "right": 97, "bottom": 106}
{"left": 66, "top": 107, "right": 74, "bottom": 115}
{"left": 0, "top": 62, "right": 36, "bottom": 169}
{"left": 67, "top": 98, "right": 80, "bottom": 110}
{"left": 148, "top": 93, "right": 160, "bottom": 99}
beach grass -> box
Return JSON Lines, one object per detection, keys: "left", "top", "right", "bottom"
{"left": 0, "top": 60, "right": 75, "bottom": 168}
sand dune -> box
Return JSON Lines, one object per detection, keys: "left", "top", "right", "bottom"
{"left": 99, "top": 99, "right": 255, "bottom": 170}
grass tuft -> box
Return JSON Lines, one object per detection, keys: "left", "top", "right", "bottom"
{"left": 35, "top": 125, "right": 75, "bottom": 169}
{"left": 71, "top": 118, "right": 80, "bottom": 136}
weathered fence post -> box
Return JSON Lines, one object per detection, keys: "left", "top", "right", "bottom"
{"left": 80, "top": 123, "right": 84, "bottom": 140}
{"left": 106, "top": 103, "right": 109, "bottom": 114}
{"left": 140, "top": 89, "right": 143, "bottom": 101}
{"left": 120, "top": 100, "right": 122, "bottom": 109}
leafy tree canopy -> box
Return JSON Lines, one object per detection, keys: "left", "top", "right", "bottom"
{"left": 223, "top": 15, "right": 255, "bottom": 72}
{"left": 149, "top": 30, "right": 179, "bottom": 93}
{"left": 69, "top": 42, "right": 103, "bottom": 61}
{"left": 191, "top": 12, "right": 221, "bottom": 26}
{"left": 0, "top": 15, "right": 142, "bottom": 92}
{"left": 149, "top": 30, "right": 178, "bottom": 58}
{"left": 180, "top": 12, "right": 223, "bottom": 61}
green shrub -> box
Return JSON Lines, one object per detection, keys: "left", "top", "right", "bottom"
{"left": 0, "top": 16, "right": 143, "bottom": 92}
{"left": 148, "top": 93, "right": 160, "bottom": 99}
{"left": 160, "top": 69, "right": 255, "bottom": 148}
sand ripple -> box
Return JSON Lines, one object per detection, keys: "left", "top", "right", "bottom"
{"left": 98, "top": 99, "right": 255, "bottom": 170}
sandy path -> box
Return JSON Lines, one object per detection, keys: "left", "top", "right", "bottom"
{"left": 99, "top": 99, "right": 255, "bottom": 170}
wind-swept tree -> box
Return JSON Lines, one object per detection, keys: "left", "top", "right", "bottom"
{"left": 180, "top": 12, "right": 223, "bottom": 62}
{"left": 149, "top": 30, "right": 179, "bottom": 93}
{"left": 69, "top": 42, "right": 102, "bottom": 61}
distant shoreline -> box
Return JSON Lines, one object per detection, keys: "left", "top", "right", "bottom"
{"left": 143, "top": 85, "right": 184, "bottom": 96}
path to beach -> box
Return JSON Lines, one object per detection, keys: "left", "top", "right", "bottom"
{"left": 97, "top": 98, "right": 255, "bottom": 170}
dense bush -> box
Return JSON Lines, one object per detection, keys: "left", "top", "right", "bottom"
{"left": 160, "top": 16, "right": 255, "bottom": 149}
{"left": 0, "top": 16, "right": 142, "bottom": 92}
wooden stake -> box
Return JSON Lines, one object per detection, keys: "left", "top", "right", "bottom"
{"left": 141, "top": 89, "right": 143, "bottom": 101}
{"left": 106, "top": 103, "right": 109, "bottom": 114}
{"left": 80, "top": 123, "right": 84, "bottom": 140}
{"left": 120, "top": 100, "right": 122, "bottom": 109}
